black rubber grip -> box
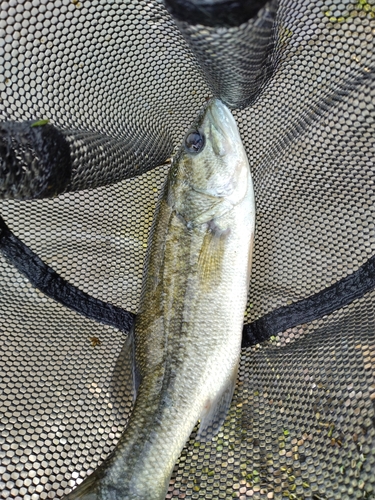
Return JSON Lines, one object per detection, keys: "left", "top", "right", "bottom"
{"left": 0, "top": 121, "right": 72, "bottom": 199}
{"left": 164, "top": 0, "right": 270, "bottom": 27}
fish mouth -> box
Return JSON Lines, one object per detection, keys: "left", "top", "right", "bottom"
{"left": 205, "top": 98, "right": 240, "bottom": 144}
{"left": 203, "top": 98, "right": 240, "bottom": 156}
{"left": 207, "top": 99, "right": 232, "bottom": 125}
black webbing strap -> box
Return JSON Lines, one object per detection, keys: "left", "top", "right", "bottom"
{"left": 242, "top": 256, "right": 375, "bottom": 347}
{"left": 0, "top": 217, "right": 135, "bottom": 333}
{"left": 0, "top": 216, "right": 374, "bottom": 346}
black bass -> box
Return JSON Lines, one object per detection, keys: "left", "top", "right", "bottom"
{"left": 64, "top": 98, "right": 255, "bottom": 500}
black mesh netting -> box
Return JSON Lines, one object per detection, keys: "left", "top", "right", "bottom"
{"left": 1, "top": 0, "right": 375, "bottom": 498}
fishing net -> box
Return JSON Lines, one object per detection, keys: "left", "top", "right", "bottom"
{"left": 1, "top": 0, "right": 375, "bottom": 498}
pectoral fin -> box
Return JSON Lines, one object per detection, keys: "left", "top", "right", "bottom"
{"left": 197, "top": 361, "right": 238, "bottom": 441}
{"left": 198, "top": 223, "right": 230, "bottom": 284}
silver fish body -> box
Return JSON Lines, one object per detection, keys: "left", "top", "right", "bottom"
{"left": 64, "top": 98, "right": 255, "bottom": 500}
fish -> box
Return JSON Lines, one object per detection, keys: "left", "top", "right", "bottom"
{"left": 63, "top": 98, "right": 255, "bottom": 500}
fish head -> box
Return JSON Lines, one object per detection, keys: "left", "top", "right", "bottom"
{"left": 169, "top": 98, "right": 250, "bottom": 225}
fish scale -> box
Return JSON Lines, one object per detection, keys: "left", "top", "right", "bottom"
{"left": 63, "top": 98, "right": 255, "bottom": 500}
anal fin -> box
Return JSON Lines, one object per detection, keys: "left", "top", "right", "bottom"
{"left": 197, "top": 361, "right": 238, "bottom": 442}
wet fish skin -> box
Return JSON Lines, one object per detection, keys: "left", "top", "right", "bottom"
{"left": 63, "top": 98, "right": 255, "bottom": 500}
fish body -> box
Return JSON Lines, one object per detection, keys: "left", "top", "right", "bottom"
{"left": 64, "top": 98, "right": 255, "bottom": 500}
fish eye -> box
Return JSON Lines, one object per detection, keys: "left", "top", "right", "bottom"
{"left": 184, "top": 130, "right": 205, "bottom": 154}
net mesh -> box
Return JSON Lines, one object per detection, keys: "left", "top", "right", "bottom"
{"left": 1, "top": 0, "right": 375, "bottom": 498}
